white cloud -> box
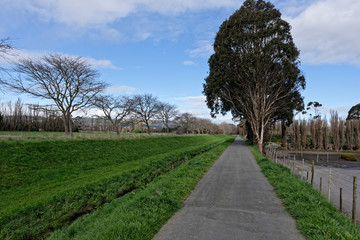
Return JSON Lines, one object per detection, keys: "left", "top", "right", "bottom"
{"left": 188, "top": 40, "right": 214, "bottom": 58}
{"left": 175, "top": 96, "right": 207, "bottom": 110}
{"left": 85, "top": 57, "right": 121, "bottom": 70}
{"left": 174, "top": 95, "right": 234, "bottom": 123}
{"left": 287, "top": 0, "right": 360, "bottom": 66}
{"left": 105, "top": 86, "right": 136, "bottom": 93}
{"left": 6, "top": 0, "right": 242, "bottom": 27}
{"left": 183, "top": 60, "right": 196, "bottom": 66}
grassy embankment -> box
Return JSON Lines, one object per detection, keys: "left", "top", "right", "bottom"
{"left": 247, "top": 142, "right": 360, "bottom": 240}
{"left": 0, "top": 135, "right": 235, "bottom": 239}
{"left": 48, "top": 136, "right": 235, "bottom": 240}
{"left": 0, "top": 131, "right": 167, "bottom": 140}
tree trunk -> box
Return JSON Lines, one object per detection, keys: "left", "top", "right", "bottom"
{"left": 146, "top": 122, "right": 151, "bottom": 135}
{"left": 68, "top": 113, "right": 73, "bottom": 138}
{"left": 259, "top": 122, "right": 265, "bottom": 153}
{"left": 62, "top": 114, "right": 70, "bottom": 136}
{"left": 258, "top": 136, "right": 263, "bottom": 153}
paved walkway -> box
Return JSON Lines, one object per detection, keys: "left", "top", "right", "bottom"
{"left": 154, "top": 137, "right": 305, "bottom": 240}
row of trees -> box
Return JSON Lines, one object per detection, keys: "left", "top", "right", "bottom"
{"left": 0, "top": 99, "right": 64, "bottom": 131}
{"left": 0, "top": 98, "right": 238, "bottom": 135}
{"left": 0, "top": 39, "right": 237, "bottom": 136}
{"left": 272, "top": 111, "right": 360, "bottom": 151}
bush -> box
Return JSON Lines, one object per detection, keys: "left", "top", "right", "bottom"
{"left": 131, "top": 128, "right": 144, "bottom": 133}
{"left": 270, "top": 134, "right": 281, "bottom": 143}
{"left": 341, "top": 154, "right": 357, "bottom": 161}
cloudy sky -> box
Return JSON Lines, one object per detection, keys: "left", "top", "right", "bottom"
{"left": 0, "top": 0, "right": 359, "bottom": 123}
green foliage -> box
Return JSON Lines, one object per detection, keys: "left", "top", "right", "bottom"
{"left": 203, "top": 0, "right": 305, "bottom": 150}
{"left": 131, "top": 128, "right": 144, "bottom": 133}
{"left": 48, "top": 137, "right": 235, "bottom": 240}
{"left": 341, "top": 154, "right": 357, "bottom": 161}
{"left": 347, "top": 103, "right": 360, "bottom": 120}
{"left": 247, "top": 143, "right": 360, "bottom": 239}
{"left": 0, "top": 135, "right": 233, "bottom": 239}
{"left": 270, "top": 134, "right": 282, "bottom": 143}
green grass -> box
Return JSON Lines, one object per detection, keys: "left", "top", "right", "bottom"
{"left": 0, "top": 131, "right": 170, "bottom": 140}
{"left": 48, "top": 136, "right": 235, "bottom": 240}
{"left": 0, "top": 135, "right": 234, "bottom": 239}
{"left": 247, "top": 142, "right": 360, "bottom": 240}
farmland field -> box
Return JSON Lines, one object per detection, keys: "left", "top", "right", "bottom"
{"left": 0, "top": 134, "right": 235, "bottom": 239}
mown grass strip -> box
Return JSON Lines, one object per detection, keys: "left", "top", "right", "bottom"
{"left": 247, "top": 143, "right": 360, "bottom": 240}
{"left": 48, "top": 137, "right": 235, "bottom": 240}
{"left": 0, "top": 135, "right": 230, "bottom": 239}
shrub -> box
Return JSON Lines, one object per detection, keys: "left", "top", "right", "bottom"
{"left": 131, "top": 128, "right": 144, "bottom": 133}
{"left": 270, "top": 134, "right": 281, "bottom": 143}
{"left": 341, "top": 154, "right": 357, "bottom": 161}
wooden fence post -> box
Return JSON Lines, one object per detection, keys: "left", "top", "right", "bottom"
{"left": 301, "top": 158, "right": 304, "bottom": 180}
{"left": 317, "top": 149, "right": 319, "bottom": 163}
{"left": 311, "top": 161, "right": 314, "bottom": 186}
{"left": 340, "top": 187, "right": 343, "bottom": 211}
{"left": 353, "top": 176, "right": 357, "bottom": 223}
{"left": 328, "top": 168, "right": 332, "bottom": 201}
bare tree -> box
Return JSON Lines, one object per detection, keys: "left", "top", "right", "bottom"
{"left": 157, "top": 102, "right": 178, "bottom": 133}
{"left": 339, "top": 119, "right": 345, "bottom": 150}
{"left": 132, "top": 93, "right": 160, "bottom": 135}
{"left": 315, "top": 119, "right": 323, "bottom": 149}
{"left": 176, "top": 112, "right": 194, "bottom": 134}
{"left": 219, "top": 122, "right": 237, "bottom": 135}
{"left": 294, "top": 120, "right": 301, "bottom": 149}
{"left": 1, "top": 54, "right": 107, "bottom": 136}
{"left": 323, "top": 119, "right": 329, "bottom": 150}
{"left": 310, "top": 120, "right": 316, "bottom": 149}
{"left": 354, "top": 120, "right": 360, "bottom": 150}
{"left": 0, "top": 38, "right": 14, "bottom": 92}
{"left": 330, "top": 111, "right": 340, "bottom": 150}
{"left": 93, "top": 95, "right": 133, "bottom": 136}
{"left": 346, "top": 120, "right": 354, "bottom": 150}
{"left": 300, "top": 119, "right": 307, "bottom": 149}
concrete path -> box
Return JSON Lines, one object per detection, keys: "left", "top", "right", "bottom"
{"left": 154, "top": 137, "right": 305, "bottom": 240}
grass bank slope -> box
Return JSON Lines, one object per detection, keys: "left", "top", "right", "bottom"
{"left": 0, "top": 135, "right": 233, "bottom": 239}
{"left": 48, "top": 137, "right": 235, "bottom": 240}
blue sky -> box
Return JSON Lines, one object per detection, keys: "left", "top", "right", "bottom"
{"left": 0, "top": 0, "right": 359, "bottom": 123}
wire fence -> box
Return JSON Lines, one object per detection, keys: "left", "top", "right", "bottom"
{"left": 264, "top": 147, "right": 360, "bottom": 224}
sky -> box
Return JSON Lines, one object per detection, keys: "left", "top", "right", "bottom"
{"left": 0, "top": 0, "right": 359, "bottom": 123}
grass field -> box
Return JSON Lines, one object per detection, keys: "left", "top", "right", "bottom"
{"left": 0, "top": 131, "right": 168, "bottom": 140}
{"left": 247, "top": 142, "right": 360, "bottom": 240}
{"left": 48, "top": 137, "right": 235, "bottom": 240}
{"left": 0, "top": 134, "right": 235, "bottom": 239}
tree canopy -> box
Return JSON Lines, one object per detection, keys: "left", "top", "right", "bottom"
{"left": 203, "top": 0, "right": 305, "bottom": 152}
{"left": 347, "top": 103, "right": 360, "bottom": 120}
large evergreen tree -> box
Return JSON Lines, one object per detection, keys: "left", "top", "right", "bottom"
{"left": 347, "top": 103, "right": 360, "bottom": 120}
{"left": 203, "top": 0, "right": 305, "bottom": 152}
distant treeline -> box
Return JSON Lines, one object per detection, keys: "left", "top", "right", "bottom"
{"left": 270, "top": 111, "right": 360, "bottom": 151}
{"left": 0, "top": 98, "right": 238, "bottom": 135}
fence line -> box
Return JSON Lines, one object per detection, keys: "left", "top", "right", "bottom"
{"left": 264, "top": 147, "right": 360, "bottom": 223}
